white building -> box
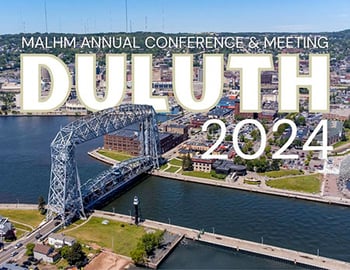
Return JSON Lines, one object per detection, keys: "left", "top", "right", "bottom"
{"left": 64, "top": 99, "right": 87, "bottom": 114}
{"left": 48, "top": 233, "right": 76, "bottom": 248}
{"left": 33, "top": 244, "right": 60, "bottom": 263}
{"left": 0, "top": 215, "right": 13, "bottom": 238}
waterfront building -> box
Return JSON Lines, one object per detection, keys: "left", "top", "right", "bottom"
{"left": 104, "top": 127, "right": 187, "bottom": 155}
{"left": 104, "top": 129, "right": 140, "bottom": 156}
{"left": 192, "top": 157, "right": 214, "bottom": 173}
{"left": 212, "top": 160, "right": 247, "bottom": 176}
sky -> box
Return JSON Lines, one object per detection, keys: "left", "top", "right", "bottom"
{"left": 0, "top": 0, "right": 349, "bottom": 34}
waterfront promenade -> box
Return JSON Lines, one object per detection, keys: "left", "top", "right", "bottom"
{"left": 94, "top": 210, "right": 350, "bottom": 269}
{"left": 151, "top": 170, "right": 350, "bottom": 207}
{"left": 88, "top": 148, "right": 118, "bottom": 166}
{"left": 0, "top": 203, "right": 37, "bottom": 210}
{"left": 88, "top": 148, "right": 350, "bottom": 207}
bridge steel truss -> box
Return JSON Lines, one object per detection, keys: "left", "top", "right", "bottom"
{"left": 46, "top": 104, "right": 160, "bottom": 224}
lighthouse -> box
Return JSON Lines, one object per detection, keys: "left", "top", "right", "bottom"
{"left": 133, "top": 196, "right": 139, "bottom": 225}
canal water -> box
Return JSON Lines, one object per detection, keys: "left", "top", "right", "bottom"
{"left": 1, "top": 116, "right": 350, "bottom": 268}
{"left": 102, "top": 176, "right": 350, "bottom": 264}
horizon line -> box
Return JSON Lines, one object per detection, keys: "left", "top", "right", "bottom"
{"left": 1, "top": 28, "right": 350, "bottom": 36}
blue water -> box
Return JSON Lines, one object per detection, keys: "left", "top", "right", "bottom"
{"left": 1, "top": 116, "right": 349, "bottom": 269}
{"left": 0, "top": 116, "right": 107, "bottom": 203}
{"left": 103, "top": 177, "right": 350, "bottom": 263}
{"left": 159, "top": 240, "right": 306, "bottom": 269}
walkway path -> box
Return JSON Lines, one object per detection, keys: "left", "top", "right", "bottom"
{"left": 0, "top": 203, "right": 37, "bottom": 210}
{"left": 94, "top": 210, "right": 350, "bottom": 270}
{"left": 151, "top": 171, "right": 350, "bottom": 207}
{"left": 88, "top": 148, "right": 118, "bottom": 166}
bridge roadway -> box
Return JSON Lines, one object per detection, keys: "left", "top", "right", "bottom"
{"left": 0, "top": 219, "right": 59, "bottom": 266}
{"left": 94, "top": 210, "right": 350, "bottom": 270}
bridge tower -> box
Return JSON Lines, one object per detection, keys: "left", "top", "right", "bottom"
{"left": 46, "top": 105, "right": 160, "bottom": 225}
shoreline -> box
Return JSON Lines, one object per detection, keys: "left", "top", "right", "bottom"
{"left": 0, "top": 203, "right": 37, "bottom": 209}
{"left": 87, "top": 148, "right": 118, "bottom": 166}
{"left": 150, "top": 170, "right": 350, "bottom": 207}
{"left": 87, "top": 147, "right": 350, "bottom": 208}
{"left": 94, "top": 210, "right": 350, "bottom": 269}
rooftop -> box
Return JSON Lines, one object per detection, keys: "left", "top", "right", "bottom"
{"left": 34, "top": 244, "right": 52, "bottom": 255}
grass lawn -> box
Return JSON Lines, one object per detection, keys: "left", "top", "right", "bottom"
{"left": 160, "top": 163, "right": 168, "bottom": 170}
{"left": 54, "top": 258, "right": 70, "bottom": 269}
{"left": 63, "top": 217, "right": 146, "bottom": 256}
{"left": 0, "top": 209, "right": 44, "bottom": 228}
{"left": 97, "top": 149, "right": 132, "bottom": 162}
{"left": 266, "top": 174, "right": 321, "bottom": 193}
{"left": 244, "top": 179, "right": 261, "bottom": 185}
{"left": 13, "top": 228, "right": 28, "bottom": 239}
{"left": 165, "top": 166, "right": 180, "bottom": 173}
{"left": 182, "top": 170, "right": 212, "bottom": 179}
{"left": 12, "top": 222, "right": 32, "bottom": 231}
{"left": 260, "top": 169, "right": 304, "bottom": 178}
{"left": 168, "top": 158, "right": 183, "bottom": 167}
{"left": 182, "top": 170, "right": 225, "bottom": 180}
{"left": 333, "top": 129, "right": 350, "bottom": 148}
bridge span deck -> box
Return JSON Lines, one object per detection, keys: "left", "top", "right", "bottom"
{"left": 94, "top": 210, "right": 350, "bottom": 270}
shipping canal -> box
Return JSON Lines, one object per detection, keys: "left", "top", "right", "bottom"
{"left": 1, "top": 116, "right": 349, "bottom": 268}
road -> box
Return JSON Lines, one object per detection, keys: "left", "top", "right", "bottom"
{"left": 0, "top": 219, "right": 60, "bottom": 265}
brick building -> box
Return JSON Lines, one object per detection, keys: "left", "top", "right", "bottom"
{"left": 104, "top": 125, "right": 188, "bottom": 155}
{"left": 104, "top": 129, "right": 140, "bottom": 156}
{"left": 192, "top": 158, "right": 214, "bottom": 173}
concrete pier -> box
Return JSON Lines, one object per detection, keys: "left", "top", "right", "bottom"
{"left": 151, "top": 170, "right": 350, "bottom": 208}
{"left": 94, "top": 210, "right": 350, "bottom": 270}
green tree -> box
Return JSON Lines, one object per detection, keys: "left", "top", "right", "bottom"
{"left": 295, "top": 116, "right": 306, "bottom": 126}
{"left": 60, "top": 245, "right": 70, "bottom": 258}
{"left": 130, "top": 231, "right": 164, "bottom": 265}
{"left": 246, "top": 160, "right": 254, "bottom": 171}
{"left": 234, "top": 155, "right": 245, "bottom": 165}
{"left": 254, "top": 157, "right": 268, "bottom": 173}
{"left": 130, "top": 247, "right": 146, "bottom": 264}
{"left": 0, "top": 93, "right": 15, "bottom": 114}
{"left": 270, "top": 159, "right": 281, "bottom": 171}
{"left": 242, "top": 141, "right": 253, "bottom": 154}
{"left": 38, "top": 196, "right": 46, "bottom": 215}
{"left": 239, "top": 134, "right": 245, "bottom": 142}
{"left": 225, "top": 134, "right": 232, "bottom": 142}
{"left": 26, "top": 243, "right": 35, "bottom": 256}
{"left": 4, "top": 230, "right": 16, "bottom": 241}
{"left": 182, "top": 153, "right": 193, "bottom": 171}
{"left": 265, "top": 145, "right": 272, "bottom": 158}
{"left": 250, "top": 129, "right": 259, "bottom": 141}
{"left": 344, "top": 119, "right": 350, "bottom": 129}
{"left": 293, "top": 138, "right": 303, "bottom": 148}
{"left": 62, "top": 242, "right": 86, "bottom": 267}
